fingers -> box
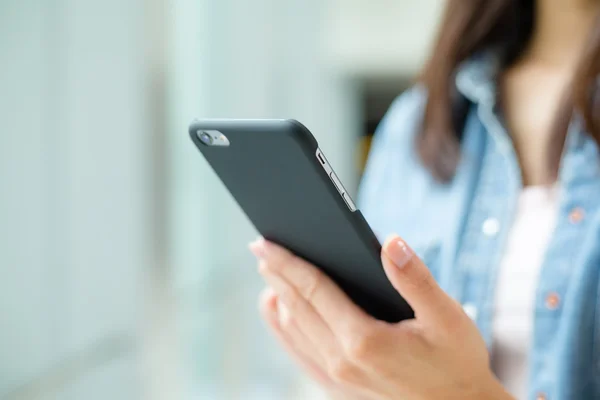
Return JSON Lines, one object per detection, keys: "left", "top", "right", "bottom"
{"left": 258, "top": 288, "right": 334, "bottom": 387}
{"left": 258, "top": 288, "right": 373, "bottom": 395}
{"left": 258, "top": 260, "right": 340, "bottom": 359}
{"left": 381, "top": 235, "right": 460, "bottom": 328}
{"left": 250, "top": 238, "right": 372, "bottom": 338}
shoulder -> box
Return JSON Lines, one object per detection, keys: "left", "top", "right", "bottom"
{"left": 357, "top": 86, "right": 430, "bottom": 208}
{"left": 357, "top": 86, "right": 429, "bottom": 195}
{"left": 375, "top": 85, "right": 428, "bottom": 147}
{"left": 357, "top": 86, "right": 436, "bottom": 237}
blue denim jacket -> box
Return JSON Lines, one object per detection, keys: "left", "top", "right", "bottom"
{"left": 358, "top": 57, "right": 600, "bottom": 400}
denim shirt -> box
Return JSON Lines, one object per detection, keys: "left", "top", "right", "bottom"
{"left": 358, "top": 57, "right": 600, "bottom": 400}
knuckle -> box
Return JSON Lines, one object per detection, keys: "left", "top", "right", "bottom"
{"left": 398, "top": 324, "right": 428, "bottom": 353}
{"left": 409, "top": 267, "right": 437, "bottom": 294}
{"left": 278, "top": 311, "right": 295, "bottom": 331}
{"left": 328, "top": 357, "right": 357, "bottom": 382}
{"left": 280, "top": 288, "right": 301, "bottom": 313}
{"left": 273, "top": 247, "right": 296, "bottom": 267}
{"left": 301, "top": 268, "right": 322, "bottom": 300}
{"left": 344, "top": 328, "right": 379, "bottom": 362}
{"left": 265, "top": 258, "right": 285, "bottom": 274}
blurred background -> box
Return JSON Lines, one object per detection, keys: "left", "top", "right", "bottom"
{"left": 0, "top": 1, "right": 442, "bottom": 399}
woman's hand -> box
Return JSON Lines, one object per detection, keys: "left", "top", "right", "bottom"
{"left": 251, "top": 235, "right": 513, "bottom": 400}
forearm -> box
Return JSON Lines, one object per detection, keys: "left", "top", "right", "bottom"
{"left": 461, "top": 375, "right": 515, "bottom": 400}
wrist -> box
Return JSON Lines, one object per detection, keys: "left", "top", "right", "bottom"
{"left": 478, "top": 374, "right": 515, "bottom": 400}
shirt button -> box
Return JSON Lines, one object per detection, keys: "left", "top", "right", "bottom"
{"left": 463, "top": 303, "right": 478, "bottom": 320}
{"left": 569, "top": 207, "right": 585, "bottom": 224}
{"left": 545, "top": 292, "right": 561, "bottom": 310}
{"left": 482, "top": 218, "right": 500, "bottom": 237}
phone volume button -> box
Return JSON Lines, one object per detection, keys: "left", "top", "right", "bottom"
{"left": 329, "top": 172, "right": 343, "bottom": 194}
{"left": 342, "top": 193, "right": 357, "bottom": 212}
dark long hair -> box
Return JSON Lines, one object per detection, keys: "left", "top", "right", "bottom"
{"left": 419, "top": 0, "right": 600, "bottom": 182}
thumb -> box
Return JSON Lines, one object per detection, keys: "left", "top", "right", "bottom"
{"left": 381, "top": 234, "right": 458, "bottom": 327}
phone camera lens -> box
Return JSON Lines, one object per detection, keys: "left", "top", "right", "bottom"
{"left": 198, "top": 131, "right": 213, "bottom": 145}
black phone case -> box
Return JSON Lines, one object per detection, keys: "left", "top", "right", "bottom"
{"left": 189, "top": 119, "right": 414, "bottom": 322}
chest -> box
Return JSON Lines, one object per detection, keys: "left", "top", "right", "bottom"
{"left": 386, "top": 123, "right": 600, "bottom": 397}
{"left": 501, "top": 66, "right": 572, "bottom": 185}
{"left": 375, "top": 155, "right": 600, "bottom": 398}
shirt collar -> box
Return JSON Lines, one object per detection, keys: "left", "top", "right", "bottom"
{"left": 455, "top": 52, "right": 502, "bottom": 106}
{"left": 455, "top": 52, "right": 598, "bottom": 180}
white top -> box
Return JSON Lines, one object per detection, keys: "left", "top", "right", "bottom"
{"left": 491, "top": 186, "right": 559, "bottom": 399}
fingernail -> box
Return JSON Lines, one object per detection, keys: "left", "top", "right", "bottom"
{"left": 387, "top": 238, "right": 414, "bottom": 269}
{"left": 248, "top": 237, "right": 267, "bottom": 259}
{"left": 260, "top": 287, "right": 276, "bottom": 302}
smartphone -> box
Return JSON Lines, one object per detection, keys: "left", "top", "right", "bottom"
{"left": 189, "top": 119, "right": 414, "bottom": 322}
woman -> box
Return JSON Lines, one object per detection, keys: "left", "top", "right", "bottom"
{"left": 250, "top": 0, "right": 600, "bottom": 399}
